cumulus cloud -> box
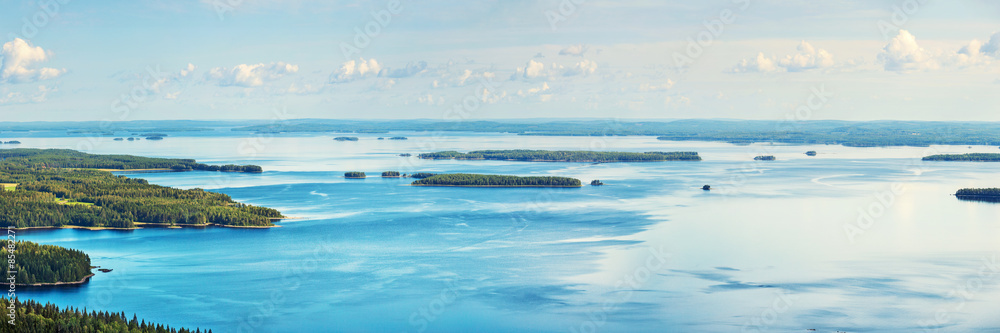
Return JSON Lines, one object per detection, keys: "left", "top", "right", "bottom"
{"left": 733, "top": 42, "right": 833, "bottom": 73}
{"left": 878, "top": 30, "right": 939, "bottom": 72}
{"left": 0, "top": 38, "right": 66, "bottom": 83}
{"left": 638, "top": 80, "right": 674, "bottom": 92}
{"left": 564, "top": 59, "right": 597, "bottom": 76}
{"left": 0, "top": 85, "right": 54, "bottom": 104}
{"left": 207, "top": 62, "right": 298, "bottom": 87}
{"left": 733, "top": 53, "right": 779, "bottom": 73}
{"left": 383, "top": 61, "right": 427, "bottom": 78}
{"left": 330, "top": 58, "right": 381, "bottom": 83}
{"left": 559, "top": 44, "right": 589, "bottom": 57}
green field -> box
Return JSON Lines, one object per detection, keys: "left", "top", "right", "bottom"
{"left": 1, "top": 183, "right": 16, "bottom": 192}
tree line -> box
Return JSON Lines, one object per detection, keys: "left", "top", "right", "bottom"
{"left": 1, "top": 241, "right": 91, "bottom": 285}
{"left": 412, "top": 174, "right": 581, "bottom": 187}
{"left": 0, "top": 149, "right": 262, "bottom": 172}
{"left": 417, "top": 150, "right": 701, "bottom": 162}
{"left": 923, "top": 153, "right": 1000, "bottom": 162}
{"left": 0, "top": 298, "right": 210, "bottom": 333}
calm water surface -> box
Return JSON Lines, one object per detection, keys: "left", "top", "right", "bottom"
{"left": 10, "top": 132, "right": 1000, "bottom": 332}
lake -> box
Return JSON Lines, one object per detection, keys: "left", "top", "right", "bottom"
{"left": 12, "top": 131, "right": 1000, "bottom": 332}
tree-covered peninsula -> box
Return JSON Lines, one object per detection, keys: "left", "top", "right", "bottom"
{"left": 411, "top": 174, "right": 582, "bottom": 187}
{"left": 923, "top": 153, "right": 1000, "bottom": 162}
{"left": 0, "top": 150, "right": 282, "bottom": 229}
{"left": 0, "top": 149, "right": 262, "bottom": 172}
{"left": 955, "top": 188, "right": 1000, "bottom": 202}
{"left": 417, "top": 150, "right": 701, "bottom": 162}
{"left": 2, "top": 241, "right": 93, "bottom": 286}
{"left": 0, "top": 298, "right": 211, "bottom": 333}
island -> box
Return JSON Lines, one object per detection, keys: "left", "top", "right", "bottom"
{"left": 114, "top": 137, "right": 125, "bottom": 141}
{"left": 1, "top": 298, "right": 209, "bottom": 333}
{"left": 754, "top": 155, "right": 776, "bottom": 161}
{"left": 2, "top": 240, "right": 93, "bottom": 286}
{"left": 955, "top": 188, "right": 1000, "bottom": 203}
{"left": 382, "top": 171, "right": 401, "bottom": 178}
{"left": 345, "top": 171, "right": 366, "bottom": 179}
{"left": 591, "top": 180, "right": 604, "bottom": 186}
{"left": 417, "top": 150, "right": 701, "bottom": 162}
{"left": 923, "top": 153, "right": 1000, "bottom": 162}
{"left": 334, "top": 137, "right": 360, "bottom": 142}
{"left": 410, "top": 173, "right": 436, "bottom": 179}
{"left": 702, "top": 185, "right": 711, "bottom": 190}
{"left": 399, "top": 153, "right": 412, "bottom": 157}
{"left": 3, "top": 140, "right": 22, "bottom": 144}
{"left": 388, "top": 137, "right": 408, "bottom": 140}
{"left": 0, "top": 149, "right": 283, "bottom": 229}
{"left": 145, "top": 136, "right": 164, "bottom": 140}
{"left": 806, "top": 151, "right": 817, "bottom": 156}
{"left": 411, "top": 174, "right": 582, "bottom": 188}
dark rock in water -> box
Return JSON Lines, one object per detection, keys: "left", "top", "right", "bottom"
{"left": 702, "top": 185, "right": 711, "bottom": 191}
{"left": 98, "top": 268, "right": 113, "bottom": 273}
{"left": 805, "top": 151, "right": 817, "bottom": 156}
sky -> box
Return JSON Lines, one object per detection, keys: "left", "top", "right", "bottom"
{"left": 0, "top": 0, "right": 999, "bottom": 122}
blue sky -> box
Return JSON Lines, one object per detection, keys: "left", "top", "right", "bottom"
{"left": 1, "top": 0, "right": 999, "bottom": 121}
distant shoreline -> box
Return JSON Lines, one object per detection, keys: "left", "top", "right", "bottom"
{"left": 16, "top": 273, "right": 95, "bottom": 287}
{"left": 411, "top": 184, "right": 582, "bottom": 188}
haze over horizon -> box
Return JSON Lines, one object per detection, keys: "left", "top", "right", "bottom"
{"left": 2, "top": 0, "right": 1000, "bottom": 122}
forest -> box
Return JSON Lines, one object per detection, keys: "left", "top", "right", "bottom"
{"left": 410, "top": 173, "right": 436, "bottom": 179}
{"left": 955, "top": 188, "right": 1000, "bottom": 202}
{"left": 382, "top": 171, "right": 401, "bottom": 177}
{"left": 417, "top": 150, "right": 701, "bottom": 162}
{"left": 412, "top": 174, "right": 581, "bottom": 187}
{"left": 345, "top": 172, "right": 366, "bottom": 178}
{"left": 0, "top": 298, "right": 210, "bottom": 333}
{"left": 0, "top": 150, "right": 282, "bottom": 228}
{"left": 0, "top": 149, "right": 262, "bottom": 172}
{"left": 2, "top": 241, "right": 92, "bottom": 285}
{"left": 923, "top": 153, "right": 1000, "bottom": 161}
{"left": 754, "top": 155, "right": 776, "bottom": 161}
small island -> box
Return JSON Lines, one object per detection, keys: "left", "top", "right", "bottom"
{"left": 388, "top": 137, "right": 408, "bottom": 140}
{"left": 702, "top": 185, "right": 711, "bottom": 191}
{"left": 754, "top": 155, "right": 776, "bottom": 161}
{"left": 145, "top": 136, "right": 164, "bottom": 140}
{"left": 412, "top": 174, "right": 582, "bottom": 188}
{"left": 805, "top": 151, "right": 817, "bottom": 156}
{"left": 3, "top": 140, "right": 22, "bottom": 144}
{"left": 399, "top": 153, "right": 412, "bottom": 157}
{"left": 345, "top": 171, "right": 366, "bottom": 179}
{"left": 923, "top": 153, "right": 1000, "bottom": 162}
{"left": 2, "top": 240, "right": 93, "bottom": 286}
{"left": 418, "top": 150, "right": 701, "bottom": 162}
{"left": 114, "top": 137, "right": 125, "bottom": 141}
{"left": 382, "top": 171, "right": 401, "bottom": 178}
{"left": 591, "top": 180, "right": 604, "bottom": 186}
{"left": 955, "top": 188, "right": 1000, "bottom": 203}
{"left": 410, "top": 173, "right": 436, "bottom": 179}
{"left": 334, "top": 137, "right": 360, "bottom": 142}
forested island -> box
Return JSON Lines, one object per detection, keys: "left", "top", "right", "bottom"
{"left": 955, "top": 188, "right": 1000, "bottom": 203}
{"left": 418, "top": 150, "right": 701, "bottom": 162}
{"left": 345, "top": 172, "right": 366, "bottom": 178}
{"left": 0, "top": 298, "right": 210, "bottom": 333}
{"left": 410, "top": 173, "right": 436, "bottom": 179}
{"left": 388, "top": 137, "right": 408, "bottom": 140}
{"left": 382, "top": 171, "right": 401, "bottom": 177}
{"left": 923, "top": 153, "right": 1000, "bottom": 162}
{"left": 2, "top": 241, "right": 92, "bottom": 286}
{"left": 0, "top": 149, "right": 282, "bottom": 229}
{"left": 754, "top": 155, "right": 776, "bottom": 161}
{"left": 0, "top": 149, "right": 263, "bottom": 172}
{"left": 412, "top": 174, "right": 582, "bottom": 187}
{"left": 334, "top": 137, "right": 359, "bottom": 141}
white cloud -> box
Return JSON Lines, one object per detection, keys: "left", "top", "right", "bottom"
{"left": 417, "top": 94, "right": 444, "bottom": 106}
{"left": 330, "top": 58, "right": 381, "bottom": 83}
{"left": 179, "top": 63, "right": 196, "bottom": 77}
{"left": 733, "top": 42, "right": 833, "bottom": 73}
{"left": 564, "top": 59, "right": 597, "bottom": 76}
{"left": 163, "top": 91, "right": 181, "bottom": 100}
{"left": 207, "top": 62, "right": 298, "bottom": 87}
{"left": 559, "top": 44, "right": 589, "bottom": 57}
{"left": 638, "top": 80, "right": 674, "bottom": 92}
{"left": 523, "top": 59, "right": 545, "bottom": 79}
{"left": 733, "top": 52, "right": 779, "bottom": 73}
{"left": 0, "top": 85, "right": 54, "bottom": 104}
{"left": 0, "top": 38, "right": 66, "bottom": 83}
{"left": 878, "top": 30, "right": 939, "bottom": 72}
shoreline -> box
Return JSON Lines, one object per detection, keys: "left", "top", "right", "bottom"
{"left": 13, "top": 219, "right": 297, "bottom": 231}
{"left": 410, "top": 184, "right": 582, "bottom": 188}
{"left": 417, "top": 157, "right": 699, "bottom": 163}
{"left": 16, "top": 273, "right": 95, "bottom": 287}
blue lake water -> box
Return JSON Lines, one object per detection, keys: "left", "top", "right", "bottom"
{"left": 10, "top": 133, "right": 1000, "bottom": 332}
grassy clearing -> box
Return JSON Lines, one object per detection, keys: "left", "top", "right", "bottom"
{"left": 1, "top": 183, "right": 17, "bottom": 192}
{"left": 54, "top": 198, "right": 95, "bottom": 206}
